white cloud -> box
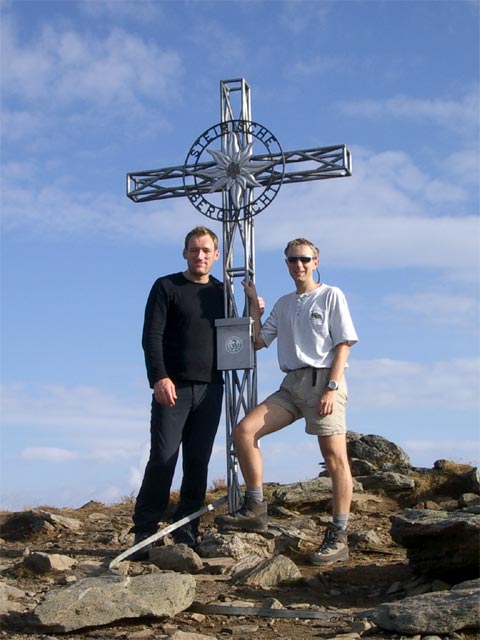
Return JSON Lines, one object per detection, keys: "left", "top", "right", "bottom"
{"left": 443, "top": 147, "right": 480, "bottom": 188}
{"left": 2, "top": 146, "right": 478, "bottom": 280}
{"left": 0, "top": 20, "right": 183, "bottom": 140}
{"left": 279, "top": 1, "right": 331, "bottom": 34}
{"left": 2, "top": 383, "right": 147, "bottom": 432}
{"left": 21, "top": 447, "right": 80, "bottom": 462}
{"left": 348, "top": 357, "right": 480, "bottom": 410}
{"left": 385, "top": 291, "right": 479, "bottom": 332}
{"left": 340, "top": 91, "right": 479, "bottom": 134}
{"left": 251, "top": 145, "right": 478, "bottom": 277}
{"left": 290, "top": 55, "right": 344, "bottom": 77}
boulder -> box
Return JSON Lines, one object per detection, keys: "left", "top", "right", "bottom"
{"left": 33, "top": 572, "right": 195, "bottom": 632}
{"left": 149, "top": 543, "right": 204, "bottom": 573}
{"left": 0, "top": 510, "right": 82, "bottom": 541}
{"left": 231, "top": 554, "right": 301, "bottom": 588}
{"left": 272, "top": 476, "right": 363, "bottom": 504}
{"left": 347, "top": 432, "right": 411, "bottom": 471}
{"left": 428, "top": 462, "right": 480, "bottom": 499}
{"left": 0, "top": 511, "right": 54, "bottom": 540}
{"left": 372, "top": 579, "right": 480, "bottom": 634}
{"left": 197, "top": 531, "right": 274, "bottom": 560}
{"left": 23, "top": 552, "right": 77, "bottom": 574}
{"left": 0, "top": 581, "right": 27, "bottom": 615}
{"left": 37, "top": 511, "right": 82, "bottom": 531}
{"left": 390, "top": 509, "right": 480, "bottom": 581}
{"left": 356, "top": 472, "right": 415, "bottom": 492}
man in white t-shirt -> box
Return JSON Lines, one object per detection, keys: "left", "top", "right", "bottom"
{"left": 215, "top": 238, "right": 358, "bottom": 565}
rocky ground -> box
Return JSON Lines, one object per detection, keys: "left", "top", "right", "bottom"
{"left": 0, "top": 445, "right": 479, "bottom": 640}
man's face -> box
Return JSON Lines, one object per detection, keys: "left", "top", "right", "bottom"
{"left": 183, "top": 234, "right": 219, "bottom": 277}
{"left": 285, "top": 244, "right": 319, "bottom": 284}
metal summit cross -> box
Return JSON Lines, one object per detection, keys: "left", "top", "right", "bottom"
{"left": 127, "top": 78, "right": 352, "bottom": 514}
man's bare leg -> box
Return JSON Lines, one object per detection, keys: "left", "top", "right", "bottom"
{"left": 233, "top": 401, "right": 294, "bottom": 488}
{"left": 318, "top": 433, "right": 353, "bottom": 518}
{"left": 308, "top": 433, "right": 352, "bottom": 565}
{"left": 215, "top": 402, "right": 293, "bottom": 531}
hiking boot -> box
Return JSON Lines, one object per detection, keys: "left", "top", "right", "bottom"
{"left": 308, "top": 523, "right": 349, "bottom": 566}
{"left": 172, "top": 522, "right": 198, "bottom": 548}
{"left": 215, "top": 498, "right": 268, "bottom": 532}
{"left": 130, "top": 530, "right": 155, "bottom": 562}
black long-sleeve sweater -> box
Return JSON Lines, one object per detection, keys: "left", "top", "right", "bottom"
{"left": 142, "top": 272, "right": 224, "bottom": 387}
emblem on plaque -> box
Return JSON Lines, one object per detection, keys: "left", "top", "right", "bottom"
{"left": 225, "top": 336, "right": 243, "bottom": 354}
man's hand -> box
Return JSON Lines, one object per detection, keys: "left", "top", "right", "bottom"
{"left": 154, "top": 377, "right": 177, "bottom": 407}
{"left": 241, "top": 280, "right": 264, "bottom": 315}
{"left": 317, "top": 389, "right": 335, "bottom": 416}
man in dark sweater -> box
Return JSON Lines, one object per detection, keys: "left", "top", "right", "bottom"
{"left": 131, "top": 226, "right": 224, "bottom": 554}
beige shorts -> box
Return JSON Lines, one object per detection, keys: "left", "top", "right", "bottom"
{"left": 265, "top": 368, "right": 348, "bottom": 436}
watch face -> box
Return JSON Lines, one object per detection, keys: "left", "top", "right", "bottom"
{"left": 328, "top": 381, "right": 339, "bottom": 390}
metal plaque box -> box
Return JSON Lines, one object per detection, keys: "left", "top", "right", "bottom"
{"left": 215, "top": 317, "right": 255, "bottom": 370}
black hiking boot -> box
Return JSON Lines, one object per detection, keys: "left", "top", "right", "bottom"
{"left": 130, "top": 530, "right": 156, "bottom": 562}
{"left": 172, "top": 522, "right": 199, "bottom": 548}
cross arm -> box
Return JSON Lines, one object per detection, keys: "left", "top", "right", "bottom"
{"left": 260, "top": 144, "right": 352, "bottom": 186}
{"left": 126, "top": 163, "right": 213, "bottom": 203}
{"left": 126, "top": 144, "right": 351, "bottom": 204}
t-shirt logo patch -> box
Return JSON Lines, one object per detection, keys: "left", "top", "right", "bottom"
{"left": 225, "top": 336, "right": 243, "bottom": 353}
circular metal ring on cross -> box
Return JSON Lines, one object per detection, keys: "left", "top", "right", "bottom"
{"left": 183, "top": 119, "right": 285, "bottom": 220}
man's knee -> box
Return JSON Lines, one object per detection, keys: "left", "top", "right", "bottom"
{"left": 232, "top": 418, "right": 249, "bottom": 447}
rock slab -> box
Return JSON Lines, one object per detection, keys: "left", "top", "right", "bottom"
{"left": 372, "top": 579, "right": 480, "bottom": 634}
{"left": 390, "top": 508, "right": 480, "bottom": 581}
{"left": 33, "top": 572, "right": 195, "bottom": 632}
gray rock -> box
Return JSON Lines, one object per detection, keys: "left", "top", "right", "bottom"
{"left": 348, "top": 529, "right": 383, "bottom": 550}
{"left": 349, "top": 458, "right": 377, "bottom": 476}
{"left": 149, "top": 543, "right": 204, "bottom": 573}
{"left": 390, "top": 509, "right": 480, "bottom": 581}
{"left": 460, "top": 492, "right": 480, "bottom": 507}
{"left": 262, "top": 596, "right": 285, "bottom": 609}
{"left": 469, "top": 467, "right": 480, "bottom": 493}
{"left": 431, "top": 461, "right": 480, "bottom": 498}
{"left": 33, "top": 572, "right": 195, "bottom": 632}
{"left": 197, "top": 531, "right": 274, "bottom": 560}
{"left": 0, "top": 510, "right": 82, "bottom": 541}
{"left": 0, "top": 581, "right": 28, "bottom": 615}
{"left": 23, "top": 552, "right": 77, "bottom": 574}
{"left": 37, "top": 511, "right": 83, "bottom": 531}
{"left": 347, "top": 432, "right": 411, "bottom": 470}
{"left": 0, "top": 511, "right": 53, "bottom": 540}
{"left": 76, "top": 560, "right": 107, "bottom": 577}
{"left": 356, "top": 471, "right": 415, "bottom": 492}
{"left": 169, "top": 632, "right": 217, "bottom": 639}
{"left": 372, "top": 579, "right": 480, "bottom": 634}
{"left": 232, "top": 554, "right": 301, "bottom": 588}
{"left": 269, "top": 520, "right": 317, "bottom": 553}
{"left": 272, "top": 476, "right": 363, "bottom": 504}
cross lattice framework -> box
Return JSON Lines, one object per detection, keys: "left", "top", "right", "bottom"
{"left": 127, "top": 78, "right": 352, "bottom": 514}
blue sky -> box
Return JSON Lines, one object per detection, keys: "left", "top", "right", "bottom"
{"left": 1, "top": 0, "right": 479, "bottom": 511}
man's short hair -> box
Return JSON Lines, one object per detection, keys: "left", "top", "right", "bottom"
{"left": 284, "top": 238, "right": 319, "bottom": 258}
{"left": 184, "top": 226, "right": 219, "bottom": 251}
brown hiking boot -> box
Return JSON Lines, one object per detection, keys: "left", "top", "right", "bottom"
{"left": 307, "top": 523, "right": 349, "bottom": 565}
{"left": 215, "top": 498, "right": 268, "bottom": 532}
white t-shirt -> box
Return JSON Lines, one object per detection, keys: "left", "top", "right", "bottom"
{"left": 260, "top": 284, "right": 358, "bottom": 372}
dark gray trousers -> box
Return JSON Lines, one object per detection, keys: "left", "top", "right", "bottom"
{"left": 132, "top": 381, "right": 223, "bottom": 534}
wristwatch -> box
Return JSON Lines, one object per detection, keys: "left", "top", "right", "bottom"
{"left": 327, "top": 380, "right": 339, "bottom": 391}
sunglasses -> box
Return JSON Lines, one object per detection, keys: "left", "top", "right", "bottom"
{"left": 286, "top": 256, "right": 314, "bottom": 264}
